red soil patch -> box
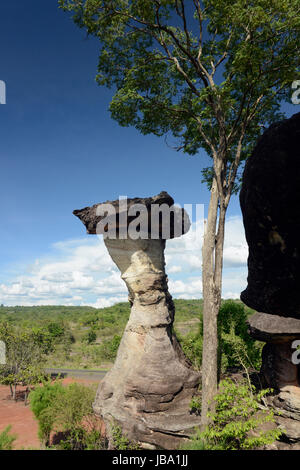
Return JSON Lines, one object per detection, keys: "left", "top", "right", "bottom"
{"left": 0, "top": 377, "right": 101, "bottom": 450}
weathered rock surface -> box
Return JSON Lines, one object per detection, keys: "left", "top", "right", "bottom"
{"left": 74, "top": 193, "right": 201, "bottom": 449}
{"left": 248, "top": 313, "right": 300, "bottom": 391}
{"left": 73, "top": 191, "right": 190, "bottom": 239}
{"left": 247, "top": 312, "right": 300, "bottom": 445}
{"left": 240, "top": 112, "right": 300, "bottom": 318}
{"left": 248, "top": 312, "right": 300, "bottom": 343}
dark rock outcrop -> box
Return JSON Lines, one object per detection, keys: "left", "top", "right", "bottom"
{"left": 240, "top": 112, "right": 300, "bottom": 317}
{"left": 241, "top": 114, "right": 300, "bottom": 446}
{"left": 73, "top": 191, "right": 190, "bottom": 239}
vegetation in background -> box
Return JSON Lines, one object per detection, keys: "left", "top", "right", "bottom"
{"left": 0, "top": 323, "right": 49, "bottom": 403}
{"left": 0, "top": 300, "right": 258, "bottom": 372}
{"left": 176, "top": 300, "right": 261, "bottom": 374}
{"left": 0, "top": 299, "right": 272, "bottom": 450}
{"left": 0, "top": 300, "right": 204, "bottom": 369}
{"left": 218, "top": 301, "right": 262, "bottom": 373}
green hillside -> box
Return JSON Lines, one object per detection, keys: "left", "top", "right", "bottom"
{"left": 0, "top": 299, "right": 256, "bottom": 370}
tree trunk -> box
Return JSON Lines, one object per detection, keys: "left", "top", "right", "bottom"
{"left": 13, "top": 384, "right": 17, "bottom": 401}
{"left": 201, "top": 176, "right": 227, "bottom": 428}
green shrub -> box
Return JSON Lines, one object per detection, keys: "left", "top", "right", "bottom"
{"left": 99, "top": 335, "right": 122, "bottom": 361}
{"left": 42, "top": 382, "right": 96, "bottom": 432}
{"left": 53, "top": 422, "right": 107, "bottom": 450}
{"left": 218, "top": 301, "right": 262, "bottom": 372}
{"left": 110, "top": 424, "right": 139, "bottom": 450}
{"left": 175, "top": 327, "right": 203, "bottom": 370}
{"left": 186, "top": 379, "right": 281, "bottom": 450}
{"left": 0, "top": 426, "right": 17, "bottom": 450}
{"left": 30, "top": 379, "right": 65, "bottom": 446}
{"left": 34, "top": 382, "right": 105, "bottom": 450}
{"left": 82, "top": 329, "right": 97, "bottom": 345}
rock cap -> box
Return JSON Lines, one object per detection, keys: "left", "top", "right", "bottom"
{"left": 73, "top": 191, "right": 190, "bottom": 239}
{"left": 247, "top": 311, "right": 300, "bottom": 342}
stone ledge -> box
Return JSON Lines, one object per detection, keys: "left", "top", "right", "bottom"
{"left": 247, "top": 312, "right": 300, "bottom": 342}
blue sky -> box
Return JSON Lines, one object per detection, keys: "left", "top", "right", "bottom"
{"left": 0, "top": 1, "right": 299, "bottom": 307}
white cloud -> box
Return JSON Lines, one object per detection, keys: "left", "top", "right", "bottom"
{"left": 88, "top": 295, "right": 128, "bottom": 309}
{"left": 168, "top": 265, "right": 182, "bottom": 274}
{"left": 0, "top": 215, "right": 248, "bottom": 307}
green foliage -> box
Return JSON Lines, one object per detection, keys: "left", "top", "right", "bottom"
{"left": 99, "top": 335, "right": 122, "bottom": 361}
{"left": 59, "top": 0, "right": 300, "bottom": 190}
{"left": 30, "top": 380, "right": 106, "bottom": 450}
{"left": 218, "top": 301, "right": 262, "bottom": 372}
{"left": 82, "top": 328, "right": 97, "bottom": 344}
{"left": 110, "top": 424, "right": 140, "bottom": 450}
{"left": 0, "top": 323, "right": 48, "bottom": 399}
{"left": 47, "top": 322, "right": 64, "bottom": 339}
{"left": 187, "top": 379, "right": 282, "bottom": 450}
{"left": 54, "top": 425, "right": 106, "bottom": 450}
{"left": 175, "top": 300, "right": 261, "bottom": 373}
{"left": 0, "top": 426, "right": 17, "bottom": 450}
{"left": 30, "top": 379, "right": 65, "bottom": 445}
{"left": 0, "top": 300, "right": 257, "bottom": 371}
{"left": 42, "top": 382, "right": 96, "bottom": 432}
{"left": 176, "top": 326, "right": 203, "bottom": 371}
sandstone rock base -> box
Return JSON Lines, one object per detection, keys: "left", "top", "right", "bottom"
{"left": 93, "top": 238, "right": 201, "bottom": 449}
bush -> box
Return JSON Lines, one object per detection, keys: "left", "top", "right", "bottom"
{"left": 175, "top": 301, "right": 262, "bottom": 374}
{"left": 175, "top": 327, "right": 202, "bottom": 370}
{"left": 186, "top": 379, "right": 281, "bottom": 450}
{"left": 0, "top": 426, "right": 17, "bottom": 450}
{"left": 99, "top": 335, "right": 121, "bottom": 361}
{"left": 42, "top": 382, "right": 96, "bottom": 432}
{"left": 82, "top": 329, "right": 97, "bottom": 345}
{"left": 31, "top": 381, "right": 105, "bottom": 450}
{"left": 110, "top": 424, "right": 139, "bottom": 450}
{"left": 29, "top": 379, "right": 65, "bottom": 446}
{"left": 218, "top": 301, "right": 262, "bottom": 372}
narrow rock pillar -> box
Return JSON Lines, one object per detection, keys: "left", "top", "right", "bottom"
{"left": 73, "top": 192, "right": 201, "bottom": 449}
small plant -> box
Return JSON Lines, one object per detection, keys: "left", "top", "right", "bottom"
{"left": 110, "top": 424, "right": 140, "bottom": 450}
{"left": 186, "top": 379, "right": 281, "bottom": 450}
{"left": 0, "top": 426, "right": 17, "bottom": 450}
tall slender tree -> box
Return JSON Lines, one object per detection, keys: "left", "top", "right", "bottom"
{"left": 59, "top": 0, "right": 300, "bottom": 426}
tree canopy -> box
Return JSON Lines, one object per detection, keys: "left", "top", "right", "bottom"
{"left": 60, "top": 0, "right": 300, "bottom": 194}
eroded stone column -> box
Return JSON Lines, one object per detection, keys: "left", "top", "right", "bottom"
{"left": 248, "top": 312, "right": 300, "bottom": 428}
{"left": 240, "top": 113, "right": 300, "bottom": 444}
{"left": 73, "top": 192, "right": 201, "bottom": 449}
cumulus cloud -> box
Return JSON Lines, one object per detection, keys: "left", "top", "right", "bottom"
{"left": 0, "top": 216, "right": 248, "bottom": 307}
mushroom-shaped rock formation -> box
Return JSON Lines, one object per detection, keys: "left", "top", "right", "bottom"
{"left": 240, "top": 114, "right": 300, "bottom": 442}
{"left": 73, "top": 192, "right": 201, "bottom": 449}
{"left": 248, "top": 312, "right": 300, "bottom": 432}
{"left": 240, "top": 112, "right": 300, "bottom": 318}
{"left": 248, "top": 312, "right": 300, "bottom": 391}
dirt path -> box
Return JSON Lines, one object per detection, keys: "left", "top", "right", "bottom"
{"left": 0, "top": 376, "right": 101, "bottom": 450}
